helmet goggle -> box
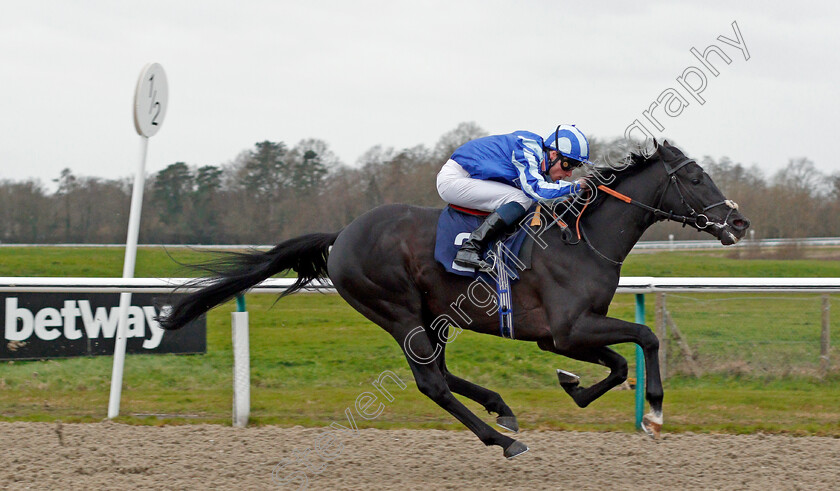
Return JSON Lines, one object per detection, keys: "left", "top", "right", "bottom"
{"left": 545, "top": 158, "right": 583, "bottom": 173}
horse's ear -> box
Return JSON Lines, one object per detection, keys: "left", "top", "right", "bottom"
{"left": 652, "top": 138, "right": 659, "bottom": 148}
{"left": 662, "top": 139, "right": 671, "bottom": 147}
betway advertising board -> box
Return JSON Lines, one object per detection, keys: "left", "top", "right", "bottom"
{"left": 1, "top": 293, "right": 205, "bottom": 360}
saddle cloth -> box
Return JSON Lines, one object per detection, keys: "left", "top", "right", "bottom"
{"left": 434, "top": 205, "right": 534, "bottom": 280}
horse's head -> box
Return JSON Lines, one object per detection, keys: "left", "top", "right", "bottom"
{"left": 650, "top": 141, "right": 750, "bottom": 245}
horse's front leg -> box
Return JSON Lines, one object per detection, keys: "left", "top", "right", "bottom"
{"left": 556, "top": 313, "right": 664, "bottom": 437}
{"left": 540, "top": 344, "right": 629, "bottom": 408}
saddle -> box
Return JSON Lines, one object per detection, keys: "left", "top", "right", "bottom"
{"left": 433, "top": 205, "right": 535, "bottom": 279}
{"left": 434, "top": 205, "right": 541, "bottom": 339}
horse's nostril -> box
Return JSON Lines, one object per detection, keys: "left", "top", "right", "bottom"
{"left": 732, "top": 219, "right": 749, "bottom": 230}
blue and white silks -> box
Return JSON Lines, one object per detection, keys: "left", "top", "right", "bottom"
{"left": 450, "top": 131, "right": 581, "bottom": 202}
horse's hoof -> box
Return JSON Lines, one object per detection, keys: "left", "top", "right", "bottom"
{"left": 556, "top": 368, "right": 580, "bottom": 386}
{"left": 496, "top": 416, "right": 519, "bottom": 433}
{"left": 503, "top": 440, "right": 529, "bottom": 459}
{"left": 641, "top": 411, "right": 663, "bottom": 439}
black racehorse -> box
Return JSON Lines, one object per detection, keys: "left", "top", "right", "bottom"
{"left": 159, "top": 141, "right": 749, "bottom": 459}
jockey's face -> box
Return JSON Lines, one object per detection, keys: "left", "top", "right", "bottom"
{"left": 547, "top": 151, "right": 574, "bottom": 180}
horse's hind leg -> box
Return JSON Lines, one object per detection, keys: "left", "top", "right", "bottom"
{"left": 396, "top": 326, "right": 528, "bottom": 458}
{"left": 434, "top": 344, "right": 518, "bottom": 432}
{"left": 443, "top": 371, "right": 520, "bottom": 432}
{"left": 329, "top": 265, "right": 526, "bottom": 458}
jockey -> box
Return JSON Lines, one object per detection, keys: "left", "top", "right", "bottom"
{"left": 436, "top": 124, "right": 592, "bottom": 270}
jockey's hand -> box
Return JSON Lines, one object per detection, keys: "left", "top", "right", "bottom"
{"left": 572, "top": 178, "right": 589, "bottom": 195}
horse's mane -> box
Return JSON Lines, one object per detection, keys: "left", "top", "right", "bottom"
{"left": 579, "top": 143, "right": 687, "bottom": 210}
{"left": 587, "top": 142, "right": 686, "bottom": 185}
{"left": 588, "top": 152, "right": 649, "bottom": 183}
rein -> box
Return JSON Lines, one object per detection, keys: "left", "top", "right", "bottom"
{"left": 574, "top": 157, "right": 737, "bottom": 265}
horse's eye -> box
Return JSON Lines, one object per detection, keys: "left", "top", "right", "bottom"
{"left": 691, "top": 178, "right": 701, "bottom": 185}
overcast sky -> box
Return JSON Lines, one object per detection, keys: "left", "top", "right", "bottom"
{"left": 1, "top": 0, "right": 838, "bottom": 187}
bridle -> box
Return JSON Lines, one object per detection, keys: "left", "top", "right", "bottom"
{"left": 613, "top": 156, "right": 712, "bottom": 228}
{"left": 566, "top": 156, "right": 739, "bottom": 265}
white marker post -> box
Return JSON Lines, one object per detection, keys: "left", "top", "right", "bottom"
{"left": 231, "top": 304, "right": 250, "bottom": 427}
{"left": 108, "top": 63, "right": 169, "bottom": 418}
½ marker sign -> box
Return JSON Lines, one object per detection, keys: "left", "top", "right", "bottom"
{"left": 133, "top": 63, "right": 168, "bottom": 137}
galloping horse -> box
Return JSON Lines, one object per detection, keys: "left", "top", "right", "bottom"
{"left": 160, "top": 141, "right": 749, "bottom": 458}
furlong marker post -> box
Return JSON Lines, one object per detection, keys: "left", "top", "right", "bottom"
{"left": 108, "top": 63, "right": 168, "bottom": 419}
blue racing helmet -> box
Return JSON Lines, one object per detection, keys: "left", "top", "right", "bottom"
{"left": 543, "top": 124, "right": 592, "bottom": 172}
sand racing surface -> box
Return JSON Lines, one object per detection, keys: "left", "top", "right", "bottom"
{"left": 2, "top": 422, "right": 839, "bottom": 490}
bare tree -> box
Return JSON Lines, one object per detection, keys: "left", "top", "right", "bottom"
{"left": 432, "top": 121, "right": 487, "bottom": 162}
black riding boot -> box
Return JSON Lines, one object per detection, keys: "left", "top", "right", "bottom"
{"left": 454, "top": 211, "right": 510, "bottom": 270}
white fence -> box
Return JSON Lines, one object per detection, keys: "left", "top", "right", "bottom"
{"left": 3, "top": 237, "right": 840, "bottom": 252}
{"left": 3, "top": 276, "right": 840, "bottom": 294}
{"left": 632, "top": 237, "right": 840, "bottom": 250}
{"left": 0, "top": 277, "right": 335, "bottom": 294}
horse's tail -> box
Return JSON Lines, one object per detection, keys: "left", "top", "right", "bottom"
{"left": 158, "top": 232, "right": 339, "bottom": 330}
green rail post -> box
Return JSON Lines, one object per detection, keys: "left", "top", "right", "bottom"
{"left": 634, "top": 293, "right": 646, "bottom": 430}
{"left": 236, "top": 294, "right": 246, "bottom": 312}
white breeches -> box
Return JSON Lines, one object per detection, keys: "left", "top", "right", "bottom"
{"left": 436, "top": 160, "right": 534, "bottom": 212}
